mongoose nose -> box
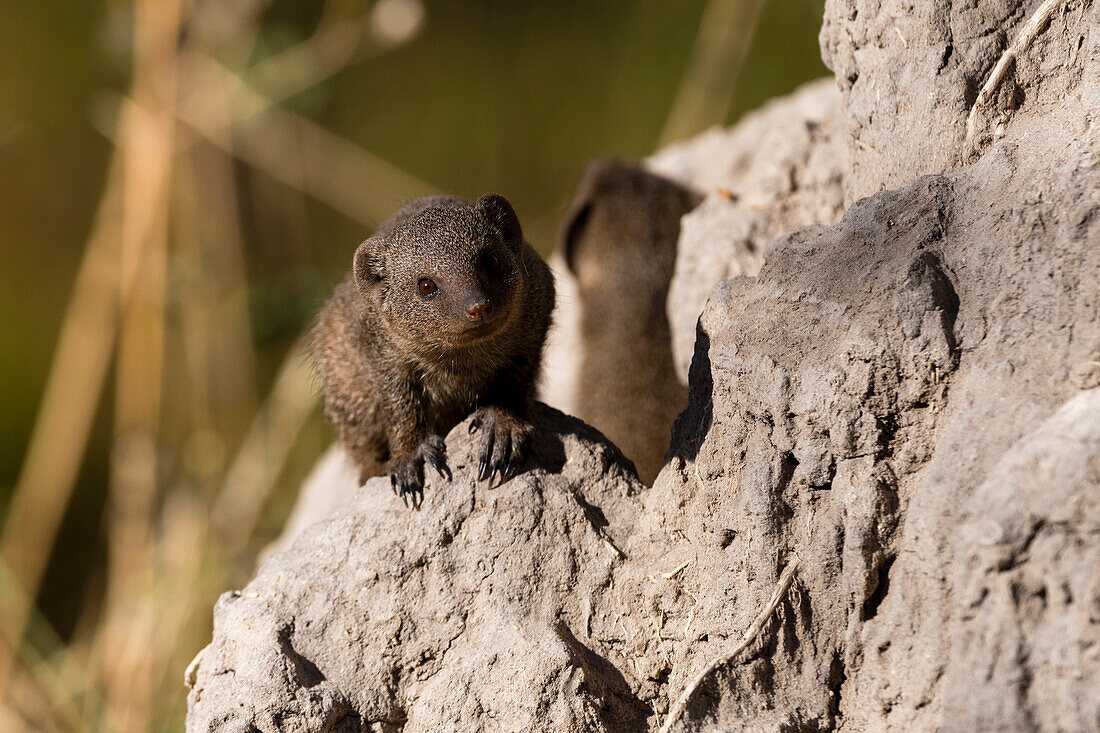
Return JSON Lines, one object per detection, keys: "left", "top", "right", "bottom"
{"left": 465, "top": 299, "right": 492, "bottom": 322}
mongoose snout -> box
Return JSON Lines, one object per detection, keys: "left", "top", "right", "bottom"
{"left": 464, "top": 297, "right": 491, "bottom": 321}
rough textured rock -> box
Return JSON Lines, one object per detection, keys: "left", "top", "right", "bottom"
{"left": 820, "top": 0, "right": 1099, "bottom": 203}
{"left": 648, "top": 79, "right": 848, "bottom": 380}
{"left": 188, "top": 405, "right": 646, "bottom": 731}
{"left": 610, "top": 130, "right": 1099, "bottom": 729}
{"left": 943, "top": 389, "right": 1100, "bottom": 731}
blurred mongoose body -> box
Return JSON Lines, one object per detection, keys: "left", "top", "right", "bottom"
{"left": 315, "top": 194, "right": 555, "bottom": 506}
{"left": 560, "top": 160, "right": 701, "bottom": 484}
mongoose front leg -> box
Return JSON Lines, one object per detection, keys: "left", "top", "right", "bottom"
{"left": 471, "top": 366, "right": 537, "bottom": 486}
{"left": 385, "top": 379, "right": 450, "bottom": 508}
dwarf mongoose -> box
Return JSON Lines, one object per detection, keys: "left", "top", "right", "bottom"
{"left": 315, "top": 194, "right": 555, "bottom": 507}
{"left": 560, "top": 160, "right": 701, "bottom": 484}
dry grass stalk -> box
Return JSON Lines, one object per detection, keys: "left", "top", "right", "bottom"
{"left": 171, "top": 148, "right": 258, "bottom": 461}
{"left": 92, "top": 3, "right": 185, "bottom": 730}
{"left": 211, "top": 334, "right": 319, "bottom": 553}
{"left": 177, "top": 52, "right": 437, "bottom": 225}
{"left": 658, "top": 555, "right": 801, "bottom": 733}
{"left": 964, "top": 0, "right": 1067, "bottom": 147}
{"left": 0, "top": 129, "right": 128, "bottom": 700}
{"left": 659, "top": 0, "right": 767, "bottom": 146}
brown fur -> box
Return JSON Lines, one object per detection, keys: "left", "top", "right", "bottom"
{"left": 560, "top": 160, "right": 701, "bottom": 484}
{"left": 315, "top": 194, "right": 554, "bottom": 506}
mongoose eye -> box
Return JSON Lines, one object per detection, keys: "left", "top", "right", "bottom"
{"left": 482, "top": 251, "right": 502, "bottom": 274}
{"left": 417, "top": 278, "right": 438, "bottom": 297}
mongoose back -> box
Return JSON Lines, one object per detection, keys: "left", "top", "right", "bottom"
{"left": 315, "top": 193, "right": 555, "bottom": 507}
{"left": 559, "top": 160, "right": 701, "bottom": 484}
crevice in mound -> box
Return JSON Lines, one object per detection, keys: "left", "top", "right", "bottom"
{"left": 669, "top": 325, "right": 713, "bottom": 464}
{"left": 861, "top": 554, "right": 896, "bottom": 622}
{"left": 938, "top": 40, "right": 955, "bottom": 73}
{"left": 928, "top": 258, "right": 961, "bottom": 358}
{"left": 898, "top": 250, "right": 963, "bottom": 361}
{"left": 363, "top": 713, "right": 405, "bottom": 733}
{"left": 554, "top": 621, "right": 650, "bottom": 730}
{"left": 827, "top": 652, "right": 848, "bottom": 726}
{"left": 874, "top": 412, "right": 901, "bottom": 462}
{"left": 330, "top": 713, "right": 371, "bottom": 733}
{"left": 277, "top": 626, "right": 325, "bottom": 689}
{"left": 777, "top": 452, "right": 799, "bottom": 494}
{"left": 567, "top": 483, "right": 611, "bottom": 535}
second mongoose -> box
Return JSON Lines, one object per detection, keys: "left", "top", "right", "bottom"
{"left": 314, "top": 193, "right": 555, "bottom": 507}
{"left": 559, "top": 160, "right": 701, "bottom": 484}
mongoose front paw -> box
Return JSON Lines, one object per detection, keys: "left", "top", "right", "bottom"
{"left": 388, "top": 458, "right": 422, "bottom": 509}
{"left": 388, "top": 436, "right": 450, "bottom": 509}
{"left": 469, "top": 408, "right": 532, "bottom": 487}
{"left": 420, "top": 435, "right": 451, "bottom": 481}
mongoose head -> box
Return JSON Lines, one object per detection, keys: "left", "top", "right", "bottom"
{"left": 560, "top": 160, "right": 701, "bottom": 293}
{"left": 353, "top": 194, "right": 527, "bottom": 348}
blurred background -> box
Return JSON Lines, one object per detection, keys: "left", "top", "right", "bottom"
{"left": 0, "top": 0, "right": 826, "bottom": 729}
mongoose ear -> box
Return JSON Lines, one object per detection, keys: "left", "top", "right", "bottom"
{"left": 353, "top": 237, "right": 386, "bottom": 295}
{"left": 559, "top": 200, "right": 592, "bottom": 276}
{"left": 476, "top": 193, "right": 523, "bottom": 250}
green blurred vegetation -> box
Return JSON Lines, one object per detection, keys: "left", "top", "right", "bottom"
{"left": 0, "top": 0, "right": 826, "bottom": 728}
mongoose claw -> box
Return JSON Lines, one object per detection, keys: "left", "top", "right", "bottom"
{"left": 476, "top": 428, "right": 504, "bottom": 484}
{"left": 388, "top": 457, "right": 425, "bottom": 510}
{"left": 419, "top": 435, "right": 451, "bottom": 481}
{"left": 427, "top": 455, "right": 451, "bottom": 481}
{"left": 386, "top": 436, "right": 449, "bottom": 509}
{"left": 500, "top": 458, "right": 519, "bottom": 484}
{"left": 487, "top": 430, "right": 511, "bottom": 488}
{"left": 472, "top": 408, "right": 531, "bottom": 487}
